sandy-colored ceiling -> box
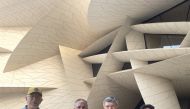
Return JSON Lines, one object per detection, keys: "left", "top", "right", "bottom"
{"left": 0, "top": 0, "right": 185, "bottom": 72}
{"left": 0, "top": 0, "right": 189, "bottom": 108}
{"left": 0, "top": 0, "right": 55, "bottom": 26}
{"left": 88, "top": 0, "right": 184, "bottom": 33}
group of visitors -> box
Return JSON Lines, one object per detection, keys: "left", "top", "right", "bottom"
{"left": 22, "top": 87, "right": 154, "bottom": 109}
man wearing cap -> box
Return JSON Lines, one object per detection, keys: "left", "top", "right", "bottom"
{"left": 22, "top": 87, "right": 43, "bottom": 109}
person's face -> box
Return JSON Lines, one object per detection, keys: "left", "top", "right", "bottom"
{"left": 103, "top": 102, "right": 118, "bottom": 109}
{"left": 26, "top": 93, "right": 43, "bottom": 109}
{"left": 74, "top": 101, "right": 88, "bottom": 109}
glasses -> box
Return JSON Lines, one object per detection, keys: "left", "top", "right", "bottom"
{"left": 27, "top": 93, "right": 42, "bottom": 99}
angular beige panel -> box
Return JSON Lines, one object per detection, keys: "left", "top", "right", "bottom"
{"left": 125, "top": 29, "right": 147, "bottom": 70}
{"left": 180, "top": 31, "right": 190, "bottom": 47}
{"left": 130, "top": 52, "right": 180, "bottom": 109}
{"left": 126, "top": 30, "right": 145, "bottom": 50}
{"left": 80, "top": 28, "right": 119, "bottom": 57}
{"left": 59, "top": 45, "right": 93, "bottom": 108}
{"left": 4, "top": 0, "right": 98, "bottom": 72}
{"left": 134, "top": 73, "right": 180, "bottom": 109}
{"left": 88, "top": 0, "right": 182, "bottom": 33}
{"left": 130, "top": 59, "right": 148, "bottom": 69}
{"left": 84, "top": 77, "right": 96, "bottom": 86}
{"left": 120, "top": 53, "right": 190, "bottom": 97}
{"left": 0, "top": 0, "right": 26, "bottom": 9}
{"left": 112, "top": 50, "right": 190, "bottom": 98}
{"left": 83, "top": 53, "right": 107, "bottom": 64}
{"left": 0, "top": 92, "right": 25, "bottom": 109}
{"left": 0, "top": 47, "right": 11, "bottom": 53}
{"left": 0, "top": 0, "right": 56, "bottom": 26}
{"left": 108, "top": 69, "right": 140, "bottom": 94}
{"left": 0, "top": 53, "right": 11, "bottom": 73}
{"left": 88, "top": 26, "right": 141, "bottom": 109}
{"left": 112, "top": 48, "right": 190, "bottom": 62}
{"left": 128, "top": 53, "right": 190, "bottom": 80}
{"left": 0, "top": 55, "right": 64, "bottom": 88}
{"left": 0, "top": 27, "right": 31, "bottom": 51}
{"left": 132, "top": 22, "right": 190, "bottom": 34}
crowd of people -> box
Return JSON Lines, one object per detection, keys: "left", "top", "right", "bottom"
{"left": 22, "top": 87, "right": 155, "bottom": 109}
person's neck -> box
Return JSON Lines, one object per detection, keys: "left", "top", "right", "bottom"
{"left": 27, "top": 105, "right": 39, "bottom": 109}
{"left": 28, "top": 107, "right": 39, "bottom": 109}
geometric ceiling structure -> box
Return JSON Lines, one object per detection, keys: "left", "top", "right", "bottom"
{"left": 0, "top": 0, "right": 190, "bottom": 109}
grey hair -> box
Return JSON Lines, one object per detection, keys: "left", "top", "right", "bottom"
{"left": 103, "top": 96, "right": 119, "bottom": 106}
{"left": 74, "top": 98, "right": 88, "bottom": 106}
{"left": 75, "top": 98, "right": 87, "bottom": 103}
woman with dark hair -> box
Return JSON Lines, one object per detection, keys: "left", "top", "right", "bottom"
{"left": 140, "top": 104, "right": 155, "bottom": 109}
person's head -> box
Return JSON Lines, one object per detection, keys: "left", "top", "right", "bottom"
{"left": 103, "top": 96, "right": 119, "bottom": 109}
{"left": 74, "top": 98, "right": 88, "bottom": 109}
{"left": 26, "top": 87, "right": 43, "bottom": 109}
{"left": 140, "top": 104, "right": 155, "bottom": 109}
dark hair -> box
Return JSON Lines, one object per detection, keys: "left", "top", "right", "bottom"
{"left": 140, "top": 104, "right": 154, "bottom": 109}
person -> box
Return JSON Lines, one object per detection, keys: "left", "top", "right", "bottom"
{"left": 140, "top": 104, "right": 155, "bottom": 109}
{"left": 22, "top": 87, "right": 43, "bottom": 109}
{"left": 74, "top": 98, "right": 88, "bottom": 109}
{"left": 103, "top": 96, "right": 119, "bottom": 109}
